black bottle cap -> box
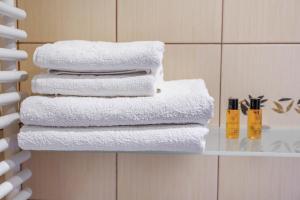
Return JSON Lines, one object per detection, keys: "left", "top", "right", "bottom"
{"left": 228, "top": 98, "right": 239, "bottom": 110}
{"left": 250, "top": 98, "right": 260, "bottom": 109}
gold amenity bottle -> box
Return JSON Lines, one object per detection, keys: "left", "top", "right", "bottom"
{"left": 247, "top": 98, "right": 262, "bottom": 139}
{"left": 226, "top": 98, "right": 240, "bottom": 139}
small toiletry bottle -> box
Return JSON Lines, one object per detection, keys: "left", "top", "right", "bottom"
{"left": 226, "top": 98, "right": 240, "bottom": 139}
{"left": 247, "top": 98, "right": 262, "bottom": 140}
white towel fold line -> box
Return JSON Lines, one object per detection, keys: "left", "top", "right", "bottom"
{"left": 49, "top": 69, "right": 150, "bottom": 76}
{"left": 20, "top": 79, "right": 214, "bottom": 127}
{"left": 33, "top": 40, "right": 164, "bottom": 73}
{"left": 18, "top": 125, "right": 208, "bottom": 152}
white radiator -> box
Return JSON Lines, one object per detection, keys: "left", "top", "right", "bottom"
{"left": 0, "top": 0, "right": 31, "bottom": 200}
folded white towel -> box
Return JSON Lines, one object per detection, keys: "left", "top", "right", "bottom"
{"left": 20, "top": 79, "right": 214, "bottom": 127}
{"left": 18, "top": 125, "right": 208, "bottom": 152}
{"left": 32, "top": 71, "right": 162, "bottom": 97}
{"left": 33, "top": 40, "right": 164, "bottom": 73}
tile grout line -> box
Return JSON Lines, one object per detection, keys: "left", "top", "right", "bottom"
{"left": 116, "top": 153, "right": 118, "bottom": 200}
{"left": 217, "top": 156, "right": 221, "bottom": 200}
{"left": 217, "top": 0, "right": 225, "bottom": 200}
{"left": 116, "top": 1, "right": 118, "bottom": 200}
{"left": 18, "top": 42, "right": 300, "bottom": 45}
{"left": 116, "top": 0, "right": 118, "bottom": 42}
{"left": 218, "top": 0, "right": 225, "bottom": 129}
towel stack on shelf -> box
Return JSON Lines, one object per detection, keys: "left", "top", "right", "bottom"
{"left": 18, "top": 40, "right": 214, "bottom": 153}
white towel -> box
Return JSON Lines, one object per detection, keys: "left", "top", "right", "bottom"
{"left": 32, "top": 71, "right": 162, "bottom": 97}
{"left": 33, "top": 40, "right": 164, "bottom": 73}
{"left": 20, "top": 79, "right": 214, "bottom": 127}
{"left": 18, "top": 125, "right": 208, "bottom": 152}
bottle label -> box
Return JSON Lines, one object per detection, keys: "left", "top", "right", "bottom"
{"left": 248, "top": 110, "right": 262, "bottom": 139}
{"left": 226, "top": 110, "right": 240, "bottom": 139}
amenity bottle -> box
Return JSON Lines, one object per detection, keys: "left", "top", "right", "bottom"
{"left": 226, "top": 98, "right": 240, "bottom": 139}
{"left": 247, "top": 98, "right": 262, "bottom": 139}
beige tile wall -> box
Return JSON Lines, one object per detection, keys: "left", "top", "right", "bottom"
{"left": 221, "top": 44, "right": 300, "bottom": 127}
{"left": 17, "top": 0, "right": 300, "bottom": 200}
{"left": 223, "top": 0, "right": 300, "bottom": 43}
{"left": 219, "top": 157, "right": 300, "bottom": 200}
{"left": 18, "top": 0, "right": 116, "bottom": 42}
{"left": 117, "top": 0, "right": 222, "bottom": 43}
{"left": 118, "top": 154, "right": 218, "bottom": 200}
{"left": 23, "top": 152, "right": 116, "bottom": 200}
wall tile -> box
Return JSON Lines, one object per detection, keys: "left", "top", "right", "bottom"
{"left": 219, "top": 157, "right": 300, "bottom": 200}
{"left": 18, "top": 0, "right": 116, "bottom": 42}
{"left": 118, "top": 0, "right": 222, "bottom": 43}
{"left": 23, "top": 152, "right": 116, "bottom": 200}
{"left": 223, "top": 0, "right": 300, "bottom": 43}
{"left": 118, "top": 154, "right": 218, "bottom": 200}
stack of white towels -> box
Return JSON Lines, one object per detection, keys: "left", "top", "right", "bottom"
{"left": 18, "top": 40, "right": 214, "bottom": 153}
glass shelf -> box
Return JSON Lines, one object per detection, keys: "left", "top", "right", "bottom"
{"left": 204, "top": 127, "right": 300, "bottom": 157}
